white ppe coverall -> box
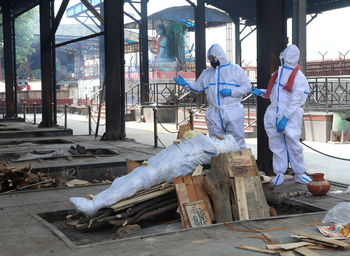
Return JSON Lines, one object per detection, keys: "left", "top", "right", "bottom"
{"left": 263, "top": 45, "right": 309, "bottom": 177}
{"left": 186, "top": 44, "right": 251, "bottom": 149}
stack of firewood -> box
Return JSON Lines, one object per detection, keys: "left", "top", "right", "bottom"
{"left": 0, "top": 162, "right": 55, "bottom": 192}
{"left": 66, "top": 183, "right": 178, "bottom": 235}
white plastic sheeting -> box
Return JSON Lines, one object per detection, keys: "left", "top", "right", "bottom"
{"left": 323, "top": 202, "right": 350, "bottom": 225}
{"left": 70, "top": 134, "right": 239, "bottom": 216}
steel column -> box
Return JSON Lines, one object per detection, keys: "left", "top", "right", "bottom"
{"left": 40, "top": 0, "right": 56, "bottom": 127}
{"left": 194, "top": 0, "right": 206, "bottom": 79}
{"left": 3, "top": 6, "right": 16, "bottom": 118}
{"left": 256, "top": 0, "right": 287, "bottom": 176}
{"left": 233, "top": 16, "right": 241, "bottom": 66}
{"left": 292, "top": 0, "right": 307, "bottom": 73}
{"left": 140, "top": 0, "right": 149, "bottom": 104}
{"left": 101, "top": 0, "right": 124, "bottom": 140}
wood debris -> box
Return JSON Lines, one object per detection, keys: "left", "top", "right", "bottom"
{"left": 0, "top": 162, "right": 55, "bottom": 192}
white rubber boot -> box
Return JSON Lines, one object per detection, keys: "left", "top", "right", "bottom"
{"left": 295, "top": 174, "right": 311, "bottom": 184}
{"left": 271, "top": 174, "right": 284, "bottom": 186}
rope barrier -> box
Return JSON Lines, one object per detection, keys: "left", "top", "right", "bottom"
{"left": 156, "top": 117, "right": 178, "bottom": 134}
{"left": 57, "top": 112, "right": 65, "bottom": 118}
{"left": 91, "top": 115, "right": 105, "bottom": 126}
{"left": 156, "top": 135, "right": 166, "bottom": 148}
{"left": 300, "top": 140, "right": 350, "bottom": 161}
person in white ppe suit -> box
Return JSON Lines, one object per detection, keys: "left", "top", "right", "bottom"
{"left": 174, "top": 44, "right": 251, "bottom": 149}
{"left": 251, "top": 44, "right": 311, "bottom": 186}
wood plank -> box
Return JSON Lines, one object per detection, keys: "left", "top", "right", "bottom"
{"left": 236, "top": 245, "right": 278, "bottom": 254}
{"left": 244, "top": 176, "right": 262, "bottom": 219}
{"left": 249, "top": 155, "right": 260, "bottom": 176}
{"left": 251, "top": 175, "right": 270, "bottom": 218}
{"left": 191, "top": 175, "right": 215, "bottom": 222}
{"left": 241, "top": 148, "right": 253, "bottom": 155}
{"left": 183, "top": 175, "right": 198, "bottom": 202}
{"left": 262, "top": 233, "right": 296, "bottom": 256}
{"left": 174, "top": 182, "right": 191, "bottom": 228}
{"left": 229, "top": 155, "right": 254, "bottom": 167}
{"left": 278, "top": 251, "right": 296, "bottom": 256}
{"left": 192, "top": 165, "right": 203, "bottom": 176}
{"left": 290, "top": 231, "right": 350, "bottom": 248}
{"left": 263, "top": 232, "right": 281, "bottom": 244}
{"left": 172, "top": 176, "right": 184, "bottom": 184}
{"left": 294, "top": 247, "right": 321, "bottom": 256}
{"left": 229, "top": 178, "right": 239, "bottom": 220}
{"left": 267, "top": 242, "right": 311, "bottom": 250}
{"left": 110, "top": 186, "right": 175, "bottom": 211}
{"left": 184, "top": 200, "right": 212, "bottom": 227}
{"left": 234, "top": 177, "right": 249, "bottom": 220}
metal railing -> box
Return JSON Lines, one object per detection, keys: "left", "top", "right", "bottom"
{"left": 125, "top": 83, "right": 140, "bottom": 111}
{"left": 306, "top": 76, "right": 350, "bottom": 112}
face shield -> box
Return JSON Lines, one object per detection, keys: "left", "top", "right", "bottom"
{"left": 208, "top": 55, "right": 220, "bottom": 68}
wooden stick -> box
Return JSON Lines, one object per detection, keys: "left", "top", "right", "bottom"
{"left": 236, "top": 245, "right": 278, "bottom": 254}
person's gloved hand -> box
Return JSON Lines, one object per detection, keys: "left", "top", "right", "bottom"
{"left": 173, "top": 75, "right": 188, "bottom": 86}
{"left": 220, "top": 88, "right": 232, "bottom": 97}
{"left": 277, "top": 116, "right": 288, "bottom": 132}
{"left": 251, "top": 88, "right": 265, "bottom": 96}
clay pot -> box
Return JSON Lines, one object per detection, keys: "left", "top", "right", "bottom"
{"left": 307, "top": 173, "right": 330, "bottom": 196}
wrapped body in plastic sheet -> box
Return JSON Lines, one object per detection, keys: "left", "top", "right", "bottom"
{"left": 70, "top": 134, "right": 240, "bottom": 216}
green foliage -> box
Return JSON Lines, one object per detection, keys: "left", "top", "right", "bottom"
{"left": 15, "top": 6, "right": 39, "bottom": 79}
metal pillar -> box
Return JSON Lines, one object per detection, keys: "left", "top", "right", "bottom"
{"left": 233, "top": 16, "right": 241, "bottom": 66}
{"left": 292, "top": 0, "right": 307, "bottom": 73}
{"left": 101, "top": 0, "right": 124, "bottom": 141}
{"left": 256, "top": 0, "right": 287, "bottom": 176}
{"left": 194, "top": 0, "right": 206, "bottom": 79}
{"left": 39, "top": 0, "right": 56, "bottom": 127}
{"left": 99, "top": 6, "right": 105, "bottom": 89}
{"left": 140, "top": 0, "right": 149, "bottom": 105}
{"left": 3, "top": 6, "right": 16, "bottom": 118}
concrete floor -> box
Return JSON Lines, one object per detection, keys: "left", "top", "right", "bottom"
{"left": 1, "top": 182, "right": 350, "bottom": 256}
{"left": 1, "top": 117, "right": 350, "bottom": 255}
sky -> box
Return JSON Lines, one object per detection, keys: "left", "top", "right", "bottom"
{"left": 56, "top": 0, "right": 350, "bottom": 66}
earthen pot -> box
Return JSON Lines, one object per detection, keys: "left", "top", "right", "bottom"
{"left": 307, "top": 173, "right": 330, "bottom": 196}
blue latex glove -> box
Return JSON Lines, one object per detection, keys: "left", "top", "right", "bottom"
{"left": 251, "top": 88, "right": 265, "bottom": 96}
{"left": 173, "top": 75, "right": 188, "bottom": 86}
{"left": 277, "top": 116, "right": 289, "bottom": 132}
{"left": 220, "top": 88, "right": 232, "bottom": 97}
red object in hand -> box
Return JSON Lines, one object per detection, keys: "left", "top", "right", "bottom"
{"left": 307, "top": 173, "right": 330, "bottom": 196}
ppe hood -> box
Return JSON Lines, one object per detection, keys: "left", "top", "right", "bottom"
{"left": 280, "top": 44, "right": 300, "bottom": 68}
{"left": 207, "top": 44, "right": 229, "bottom": 66}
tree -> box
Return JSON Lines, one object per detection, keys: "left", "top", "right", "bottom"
{"left": 14, "top": 6, "right": 39, "bottom": 79}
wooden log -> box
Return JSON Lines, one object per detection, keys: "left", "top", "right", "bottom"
{"left": 110, "top": 186, "right": 175, "bottom": 211}
{"left": 129, "top": 203, "right": 178, "bottom": 224}
{"left": 123, "top": 198, "right": 178, "bottom": 226}
{"left": 203, "top": 166, "right": 232, "bottom": 223}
